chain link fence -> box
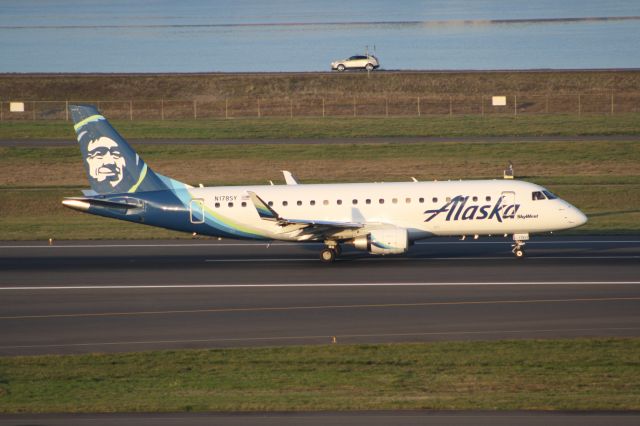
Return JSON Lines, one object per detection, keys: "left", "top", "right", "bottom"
{"left": 2, "top": 93, "right": 639, "bottom": 121}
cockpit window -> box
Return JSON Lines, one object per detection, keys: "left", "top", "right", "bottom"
{"left": 532, "top": 191, "right": 546, "bottom": 201}
{"left": 543, "top": 190, "right": 558, "bottom": 200}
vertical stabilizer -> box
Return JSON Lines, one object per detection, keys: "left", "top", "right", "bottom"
{"left": 70, "top": 104, "right": 166, "bottom": 195}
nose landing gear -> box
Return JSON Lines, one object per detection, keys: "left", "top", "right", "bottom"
{"left": 511, "top": 233, "right": 529, "bottom": 258}
{"left": 512, "top": 242, "right": 525, "bottom": 258}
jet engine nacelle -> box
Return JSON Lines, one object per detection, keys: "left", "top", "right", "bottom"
{"left": 352, "top": 227, "right": 409, "bottom": 255}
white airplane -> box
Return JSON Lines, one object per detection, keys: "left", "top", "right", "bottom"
{"left": 63, "top": 105, "right": 587, "bottom": 262}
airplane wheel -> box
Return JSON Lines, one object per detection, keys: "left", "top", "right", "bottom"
{"left": 514, "top": 249, "right": 525, "bottom": 258}
{"left": 365, "top": 63, "right": 374, "bottom": 71}
{"left": 320, "top": 248, "right": 336, "bottom": 263}
{"left": 337, "top": 64, "right": 345, "bottom": 72}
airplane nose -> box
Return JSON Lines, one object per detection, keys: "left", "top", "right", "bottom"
{"left": 569, "top": 208, "right": 588, "bottom": 226}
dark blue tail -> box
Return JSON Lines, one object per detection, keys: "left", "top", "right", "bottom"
{"left": 70, "top": 104, "right": 167, "bottom": 195}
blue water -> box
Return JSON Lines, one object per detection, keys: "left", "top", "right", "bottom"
{"left": 1, "top": 0, "right": 639, "bottom": 72}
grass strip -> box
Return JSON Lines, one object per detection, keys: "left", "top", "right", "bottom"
{"left": 1, "top": 338, "right": 639, "bottom": 413}
{"left": 2, "top": 114, "right": 640, "bottom": 140}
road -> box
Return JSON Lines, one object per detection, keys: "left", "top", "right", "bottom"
{"left": 1, "top": 236, "right": 639, "bottom": 356}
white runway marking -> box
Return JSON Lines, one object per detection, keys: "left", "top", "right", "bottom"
{"left": 2, "top": 281, "right": 640, "bottom": 291}
{"left": 3, "top": 296, "right": 638, "bottom": 320}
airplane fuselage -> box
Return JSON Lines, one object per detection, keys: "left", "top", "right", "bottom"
{"left": 68, "top": 179, "right": 586, "bottom": 243}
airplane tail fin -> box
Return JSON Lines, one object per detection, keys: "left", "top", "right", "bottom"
{"left": 70, "top": 104, "right": 167, "bottom": 195}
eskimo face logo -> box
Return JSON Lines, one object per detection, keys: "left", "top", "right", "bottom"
{"left": 86, "top": 136, "right": 126, "bottom": 187}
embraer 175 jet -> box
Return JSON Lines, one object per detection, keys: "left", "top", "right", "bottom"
{"left": 63, "top": 105, "right": 587, "bottom": 262}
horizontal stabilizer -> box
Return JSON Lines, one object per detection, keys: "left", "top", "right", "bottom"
{"left": 62, "top": 197, "right": 140, "bottom": 212}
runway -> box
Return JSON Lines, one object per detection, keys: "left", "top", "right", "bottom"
{"left": 1, "top": 236, "right": 639, "bottom": 356}
{"left": 2, "top": 411, "right": 640, "bottom": 426}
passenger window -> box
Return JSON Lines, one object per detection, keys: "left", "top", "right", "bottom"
{"left": 392, "top": 198, "right": 398, "bottom": 204}
{"left": 228, "top": 202, "right": 233, "bottom": 208}
{"left": 486, "top": 196, "right": 491, "bottom": 202}
{"left": 323, "top": 200, "right": 329, "bottom": 206}
{"left": 446, "top": 197, "right": 451, "bottom": 203}
{"left": 215, "top": 202, "right": 220, "bottom": 208}
{"left": 432, "top": 197, "right": 437, "bottom": 203}
{"left": 472, "top": 196, "right": 478, "bottom": 202}
{"left": 297, "top": 200, "right": 302, "bottom": 206}
{"left": 241, "top": 202, "right": 246, "bottom": 207}
{"left": 379, "top": 199, "right": 385, "bottom": 204}
{"left": 337, "top": 200, "right": 342, "bottom": 205}
{"left": 282, "top": 201, "right": 288, "bottom": 206}
{"left": 419, "top": 197, "right": 424, "bottom": 203}
{"left": 352, "top": 199, "right": 358, "bottom": 205}
{"left": 268, "top": 201, "right": 273, "bottom": 207}
{"left": 532, "top": 191, "right": 546, "bottom": 201}
{"left": 310, "top": 200, "right": 316, "bottom": 206}
{"left": 406, "top": 198, "right": 411, "bottom": 204}
{"left": 366, "top": 199, "right": 371, "bottom": 205}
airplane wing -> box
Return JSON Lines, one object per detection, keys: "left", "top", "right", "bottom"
{"left": 247, "top": 191, "right": 363, "bottom": 229}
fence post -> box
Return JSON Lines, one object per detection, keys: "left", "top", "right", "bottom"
{"left": 161, "top": 98, "right": 164, "bottom": 121}
{"left": 225, "top": 98, "right": 229, "bottom": 119}
{"left": 353, "top": 97, "right": 356, "bottom": 117}
{"left": 65, "top": 100, "right": 69, "bottom": 121}
{"left": 129, "top": 100, "right": 133, "bottom": 121}
{"left": 257, "top": 98, "right": 261, "bottom": 118}
{"left": 290, "top": 98, "right": 293, "bottom": 118}
{"left": 481, "top": 95, "right": 484, "bottom": 117}
{"left": 33, "top": 101, "right": 36, "bottom": 120}
{"left": 611, "top": 93, "right": 614, "bottom": 115}
{"left": 322, "top": 97, "right": 325, "bottom": 118}
{"left": 514, "top": 95, "right": 517, "bottom": 117}
{"left": 193, "top": 100, "right": 197, "bottom": 119}
{"left": 546, "top": 95, "right": 549, "bottom": 114}
{"left": 578, "top": 94, "right": 581, "bottom": 117}
{"left": 449, "top": 96, "right": 452, "bottom": 118}
{"left": 417, "top": 97, "right": 421, "bottom": 117}
{"left": 385, "top": 97, "right": 389, "bottom": 117}
{"left": 0, "top": 100, "right": 2, "bottom": 122}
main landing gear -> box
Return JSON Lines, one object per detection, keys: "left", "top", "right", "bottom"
{"left": 320, "top": 241, "right": 341, "bottom": 263}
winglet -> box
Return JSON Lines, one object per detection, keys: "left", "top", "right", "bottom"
{"left": 282, "top": 170, "right": 299, "bottom": 185}
{"left": 247, "top": 191, "right": 281, "bottom": 222}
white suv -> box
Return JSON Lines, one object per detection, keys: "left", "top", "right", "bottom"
{"left": 331, "top": 55, "right": 380, "bottom": 72}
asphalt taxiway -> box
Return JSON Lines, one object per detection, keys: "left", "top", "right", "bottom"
{"left": 2, "top": 411, "right": 640, "bottom": 426}
{"left": 1, "top": 236, "right": 639, "bottom": 356}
